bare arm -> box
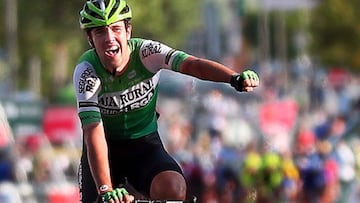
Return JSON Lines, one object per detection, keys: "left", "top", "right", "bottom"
{"left": 179, "top": 55, "right": 259, "bottom": 92}
{"left": 179, "top": 55, "right": 236, "bottom": 83}
{"left": 83, "top": 122, "right": 113, "bottom": 194}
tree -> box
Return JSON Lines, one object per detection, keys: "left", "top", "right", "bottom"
{"left": 16, "top": 0, "right": 85, "bottom": 99}
{"left": 309, "top": 0, "right": 360, "bottom": 72}
{"left": 129, "top": 0, "right": 200, "bottom": 48}
{"left": 241, "top": 10, "right": 306, "bottom": 62}
{"left": 1, "top": 0, "right": 200, "bottom": 101}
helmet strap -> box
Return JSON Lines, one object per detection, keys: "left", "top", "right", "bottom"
{"left": 88, "top": 40, "right": 94, "bottom": 48}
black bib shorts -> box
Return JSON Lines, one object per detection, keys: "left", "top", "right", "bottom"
{"left": 78, "top": 132, "right": 184, "bottom": 203}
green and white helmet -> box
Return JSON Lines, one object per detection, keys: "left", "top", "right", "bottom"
{"left": 80, "top": 0, "right": 132, "bottom": 29}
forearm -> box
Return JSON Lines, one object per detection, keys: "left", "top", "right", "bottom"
{"left": 179, "top": 56, "right": 236, "bottom": 83}
{"left": 83, "top": 122, "right": 113, "bottom": 193}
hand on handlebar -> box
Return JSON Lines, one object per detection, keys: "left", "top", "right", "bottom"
{"left": 230, "top": 70, "right": 259, "bottom": 92}
{"left": 99, "top": 188, "right": 134, "bottom": 203}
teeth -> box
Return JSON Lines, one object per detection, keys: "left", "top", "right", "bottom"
{"left": 105, "top": 46, "right": 119, "bottom": 55}
{"left": 106, "top": 46, "right": 118, "bottom": 52}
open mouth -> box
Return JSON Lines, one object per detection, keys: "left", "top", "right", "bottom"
{"left": 105, "top": 46, "right": 120, "bottom": 57}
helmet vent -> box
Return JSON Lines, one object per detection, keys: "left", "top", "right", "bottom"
{"left": 83, "top": 6, "right": 103, "bottom": 22}
{"left": 108, "top": 1, "right": 120, "bottom": 18}
{"left": 120, "top": 5, "right": 130, "bottom": 15}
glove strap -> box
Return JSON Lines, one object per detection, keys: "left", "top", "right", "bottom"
{"left": 230, "top": 73, "right": 243, "bottom": 91}
{"left": 99, "top": 184, "right": 111, "bottom": 193}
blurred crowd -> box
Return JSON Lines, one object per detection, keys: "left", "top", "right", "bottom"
{"left": 0, "top": 105, "right": 80, "bottom": 202}
{"left": 0, "top": 62, "right": 359, "bottom": 203}
{"left": 156, "top": 64, "right": 360, "bottom": 203}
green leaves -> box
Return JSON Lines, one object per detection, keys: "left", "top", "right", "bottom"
{"left": 2, "top": 0, "right": 200, "bottom": 100}
{"left": 309, "top": 0, "right": 360, "bottom": 71}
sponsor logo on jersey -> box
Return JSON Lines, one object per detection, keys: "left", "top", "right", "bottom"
{"left": 98, "top": 79, "right": 155, "bottom": 114}
{"left": 78, "top": 67, "right": 98, "bottom": 94}
{"left": 142, "top": 42, "right": 162, "bottom": 58}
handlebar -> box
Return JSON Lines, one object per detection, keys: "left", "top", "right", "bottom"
{"left": 134, "top": 201, "right": 184, "bottom": 203}
{"left": 134, "top": 196, "right": 197, "bottom": 203}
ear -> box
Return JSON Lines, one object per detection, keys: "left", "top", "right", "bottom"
{"left": 126, "top": 25, "right": 132, "bottom": 40}
{"left": 86, "top": 33, "right": 95, "bottom": 48}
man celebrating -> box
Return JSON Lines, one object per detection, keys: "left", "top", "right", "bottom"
{"left": 74, "top": 0, "right": 259, "bottom": 202}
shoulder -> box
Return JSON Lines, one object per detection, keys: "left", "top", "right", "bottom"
{"left": 74, "top": 49, "right": 98, "bottom": 78}
{"left": 77, "top": 49, "right": 97, "bottom": 64}
{"left": 140, "top": 40, "right": 165, "bottom": 57}
{"left": 129, "top": 38, "right": 171, "bottom": 56}
{"left": 74, "top": 61, "right": 97, "bottom": 79}
{"left": 73, "top": 60, "right": 99, "bottom": 91}
{"left": 129, "top": 38, "right": 165, "bottom": 56}
{"left": 74, "top": 49, "right": 101, "bottom": 80}
{"left": 128, "top": 38, "right": 146, "bottom": 50}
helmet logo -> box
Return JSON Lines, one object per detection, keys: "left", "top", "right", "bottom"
{"left": 98, "top": 0, "right": 106, "bottom": 11}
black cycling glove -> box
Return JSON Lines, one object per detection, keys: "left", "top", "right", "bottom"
{"left": 230, "top": 70, "right": 259, "bottom": 92}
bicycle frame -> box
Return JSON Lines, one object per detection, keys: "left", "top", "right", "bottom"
{"left": 116, "top": 180, "right": 197, "bottom": 203}
{"left": 134, "top": 196, "right": 197, "bottom": 203}
{"left": 134, "top": 201, "right": 187, "bottom": 203}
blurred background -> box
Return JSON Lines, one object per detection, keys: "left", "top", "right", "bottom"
{"left": 0, "top": 0, "right": 360, "bottom": 202}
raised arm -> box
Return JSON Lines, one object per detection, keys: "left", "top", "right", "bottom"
{"left": 179, "top": 56, "right": 235, "bottom": 83}
{"left": 179, "top": 55, "right": 259, "bottom": 92}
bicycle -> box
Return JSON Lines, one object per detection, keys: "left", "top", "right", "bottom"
{"left": 99, "top": 195, "right": 197, "bottom": 203}
{"left": 133, "top": 196, "right": 197, "bottom": 203}
{"left": 99, "top": 194, "right": 197, "bottom": 203}
{"left": 98, "top": 180, "right": 197, "bottom": 203}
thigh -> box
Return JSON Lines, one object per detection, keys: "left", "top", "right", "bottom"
{"left": 134, "top": 133, "right": 184, "bottom": 196}
{"left": 109, "top": 132, "right": 184, "bottom": 197}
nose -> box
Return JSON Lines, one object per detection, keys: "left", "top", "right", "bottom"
{"left": 104, "top": 27, "right": 115, "bottom": 42}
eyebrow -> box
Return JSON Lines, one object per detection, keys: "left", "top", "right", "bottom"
{"left": 95, "top": 24, "right": 125, "bottom": 30}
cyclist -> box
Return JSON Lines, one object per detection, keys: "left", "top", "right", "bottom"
{"left": 74, "top": 0, "right": 259, "bottom": 202}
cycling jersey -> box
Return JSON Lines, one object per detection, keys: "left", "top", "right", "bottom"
{"left": 73, "top": 38, "right": 189, "bottom": 139}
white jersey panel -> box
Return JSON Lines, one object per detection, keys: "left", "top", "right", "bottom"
{"left": 73, "top": 61, "right": 101, "bottom": 113}
{"left": 139, "top": 40, "right": 181, "bottom": 73}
